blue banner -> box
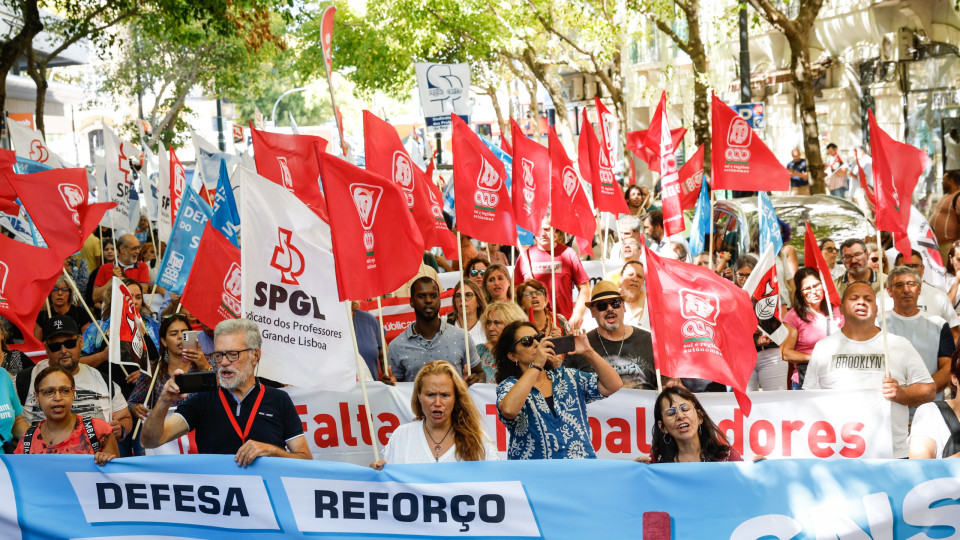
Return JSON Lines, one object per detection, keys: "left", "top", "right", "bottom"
{"left": 12, "top": 157, "right": 53, "bottom": 174}
{"left": 689, "top": 180, "right": 712, "bottom": 257}
{"left": 211, "top": 159, "right": 240, "bottom": 247}
{"left": 758, "top": 191, "right": 783, "bottom": 256}
{"left": 2, "top": 455, "right": 959, "bottom": 539}
{"left": 156, "top": 185, "right": 212, "bottom": 294}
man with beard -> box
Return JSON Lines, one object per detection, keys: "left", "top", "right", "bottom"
{"left": 387, "top": 277, "right": 485, "bottom": 384}
{"left": 835, "top": 238, "right": 885, "bottom": 297}
{"left": 564, "top": 282, "right": 672, "bottom": 390}
{"left": 141, "top": 319, "right": 311, "bottom": 466}
{"left": 21, "top": 315, "right": 131, "bottom": 443}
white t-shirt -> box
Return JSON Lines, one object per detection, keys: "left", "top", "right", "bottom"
{"left": 908, "top": 402, "right": 958, "bottom": 458}
{"left": 884, "top": 286, "right": 960, "bottom": 330}
{"left": 804, "top": 332, "right": 934, "bottom": 458}
{"left": 382, "top": 420, "right": 500, "bottom": 464}
{"left": 22, "top": 361, "right": 128, "bottom": 425}
{"left": 456, "top": 320, "right": 486, "bottom": 348}
{"left": 884, "top": 311, "right": 950, "bottom": 399}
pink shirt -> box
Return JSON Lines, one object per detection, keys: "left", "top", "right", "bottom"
{"left": 783, "top": 306, "right": 843, "bottom": 353}
{"left": 515, "top": 244, "right": 589, "bottom": 319}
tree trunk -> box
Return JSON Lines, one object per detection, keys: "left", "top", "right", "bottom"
{"left": 687, "top": 2, "right": 711, "bottom": 174}
{"left": 485, "top": 84, "right": 507, "bottom": 141}
{"left": 25, "top": 45, "right": 49, "bottom": 137}
{"left": 520, "top": 49, "right": 574, "bottom": 148}
{"left": 787, "top": 31, "right": 825, "bottom": 193}
{"left": 0, "top": 0, "right": 43, "bottom": 117}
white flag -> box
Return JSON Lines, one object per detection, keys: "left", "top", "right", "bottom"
{"left": 240, "top": 167, "right": 356, "bottom": 389}
{"left": 157, "top": 145, "right": 173, "bottom": 244}
{"left": 108, "top": 277, "right": 147, "bottom": 375}
{"left": 8, "top": 119, "right": 65, "bottom": 168}
{"left": 103, "top": 126, "right": 132, "bottom": 227}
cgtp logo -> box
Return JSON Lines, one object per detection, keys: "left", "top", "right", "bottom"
{"left": 350, "top": 183, "right": 383, "bottom": 254}
{"left": 277, "top": 157, "right": 294, "bottom": 192}
{"left": 678, "top": 288, "right": 719, "bottom": 340}
{"left": 29, "top": 139, "right": 48, "bottom": 162}
{"left": 391, "top": 151, "right": 415, "bottom": 208}
{"left": 521, "top": 158, "right": 536, "bottom": 211}
{"left": 270, "top": 228, "right": 305, "bottom": 285}
{"left": 724, "top": 116, "right": 752, "bottom": 163}
{"left": 173, "top": 163, "right": 186, "bottom": 200}
{"left": 562, "top": 166, "right": 579, "bottom": 198}
{"left": 474, "top": 158, "right": 501, "bottom": 209}
{"left": 58, "top": 183, "right": 85, "bottom": 225}
{"left": 222, "top": 262, "right": 242, "bottom": 314}
{"left": 0, "top": 261, "right": 8, "bottom": 297}
{"left": 428, "top": 185, "right": 444, "bottom": 219}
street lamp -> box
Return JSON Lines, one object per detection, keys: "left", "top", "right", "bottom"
{"left": 272, "top": 85, "right": 315, "bottom": 126}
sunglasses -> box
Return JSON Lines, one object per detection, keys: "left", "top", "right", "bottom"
{"left": 593, "top": 299, "right": 623, "bottom": 312}
{"left": 48, "top": 338, "right": 78, "bottom": 351}
{"left": 51, "top": 287, "right": 70, "bottom": 293}
{"left": 514, "top": 333, "right": 545, "bottom": 348}
{"left": 663, "top": 402, "right": 694, "bottom": 417}
{"left": 469, "top": 269, "right": 485, "bottom": 277}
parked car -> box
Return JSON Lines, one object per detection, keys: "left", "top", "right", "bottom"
{"left": 712, "top": 195, "right": 873, "bottom": 264}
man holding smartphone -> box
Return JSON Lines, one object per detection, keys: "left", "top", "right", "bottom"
{"left": 141, "top": 319, "right": 311, "bottom": 466}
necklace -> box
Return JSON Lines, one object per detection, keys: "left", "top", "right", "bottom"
{"left": 598, "top": 327, "right": 627, "bottom": 359}
{"left": 423, "top": 422, "right": 453, "bottom": 461}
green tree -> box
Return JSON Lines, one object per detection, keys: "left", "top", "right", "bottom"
{"left": 0, "top": 0, "right": 43, "bottom": 116}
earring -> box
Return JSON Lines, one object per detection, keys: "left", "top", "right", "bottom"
{"left": 698, "top": 425, "right": 702, "bottom": 435}
{"left": 662, "top": 432, "right": 673, "bottom": 444}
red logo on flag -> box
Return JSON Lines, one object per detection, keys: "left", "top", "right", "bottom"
{"left": 232, "top": 125, "right": 243, "bottom": 143}
{"left": 350, "top": 183, "right": 383, "bottom": 255}
{"left": 277, "top": 157, "right": 294, "bottom": 192}
{"left": 475, "top": 158, "right": 502, "bottom": 209}
{"left": 270, "top": 228, "right": 305, "bottom": 285}
{"left": 0, "top": 261, "right": 7, "bottom": 298}
{"left": 562, "top": 166, "right": 578, "bottom": 198}
{"left": 58, "top": 183, "right": 84, "bottom": 225}
{"left": 222, "top": 262, "right": 242, "bottom": 315}
{"left": 678, "top": 288, "right": 720, "bottom": 341}
{"left": 29, "top": 139, "right": 48, "bottom": 162}
{"left": 391, "top": 151, "right": 415, "bottom": 207}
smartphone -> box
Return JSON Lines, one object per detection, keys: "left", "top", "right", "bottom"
{"left": 181, "top": 331, "right": 199, "bottom": 351}
{"left": 175, "top": 371, "right": 218, "bottom": 393}
{"left": 547, "top": 335, "right": 576, "bottom": 355}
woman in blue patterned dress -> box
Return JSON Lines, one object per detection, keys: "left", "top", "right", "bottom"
{"left": 495, "top": 321, "right": 622, "bottom": 459}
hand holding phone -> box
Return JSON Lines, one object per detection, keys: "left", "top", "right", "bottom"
{"left": 181, "top": 330, "right": 199, "bottom": 351}
{"left": 547, "top": 335, "right": 576, "bottom": 355}
{"left": 174, "top": 371, "right": 218, "bottom": 393}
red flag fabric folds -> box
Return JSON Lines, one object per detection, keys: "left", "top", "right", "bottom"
{"left": 677, "top": 145, "right": 707, "bottom": 211}
{"left": 578, "top": 109, "right": 629, "bottom": 216}
{"left": 626, "top": 128, "right": 687, "bottom": 173}
{"left": 181, "top": 223, "right": 242, "bottom": 329}
{"left": 0, "top": 234, "right": 64, "bottom": 349}
{"left": 0, "top": 150, "right": 19, "bottom": 215}
{"left": 251, "top": 126, "right": 330, "bottom": 222}
{"left": 645, "top": 248, "right": 757, "bottom": 415}
{"left": 803, "top": 221, "right": 841, "bottom": 307}
{"left": 318, "top": 151, "right": 425, "bottom": 301}
{"left": 510, "top": 119, "right": 551, "bottom": 234}
{"left": 362, "top": 111, "right": 456, "bottom": 256}
{"left": 869, "top": 109, "right": 930, "bottom": 259}
{"left": 641, "top": 91, "right": 684, "bottom": 236}
{"left": 710, "top": 96, "right": 789, "bottom": 191}
{"left": 451, "top": 114, "right": 517, "bottom": 245}
{"left": 549, "top": 127, "right": 596, "bottom": 256}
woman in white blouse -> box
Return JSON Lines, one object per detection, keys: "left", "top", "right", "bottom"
{"left": 909, "top": 353, "right": 960, "bottom": 459}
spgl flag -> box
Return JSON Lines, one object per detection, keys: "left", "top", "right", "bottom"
{"left": 578, "top": 109, "right": 628, "bottom": 216}
{"left": 250, "top": 126, "right": 330, "bottom": 221}
{"left": 510, "top": 119, "right": 550, "bottom": 234}
{"left": 645, "top": 247, "right": 757, "bottom": 415}
{"left": 108, "top": 277, "right": 148, "bottom": 373}
{"left": 641, "top": 91, "right": 684, "bottom": 236}
{"left": 741, "top": 245, "right": 788, "bottom": 345}
{"left": 710, "top": 95, "right": 789, "bottom": 191}
{"left": 0, "top": 234, "right": 64, "bottom": 348}
{"left": 869, "top": 109, "right": 931, "bottom": 259}
{"left": 688, "top": 179, "right": 712, "bottom": 257}
{"left": 103, "top": 125, "right": 131, "bottom": 224}
{"left": 181, "top": 223, "right": 241, "bottom": 329}
{"left": 8, "top": 118, "right": 65, "bottom": 168}
{"left": 549, "top": 127, "right": 595, "bottom": 256}
{"left": 318, "top": 151, "right": 425, "bottom": 301}
{"left": 156, "top": 186, "right": 212, "bottom": 295}
{"left": 211, "top": 159, "right": 240, "bottom": 247}
{"left": 451, "top": 114, "right": 517, "bottom": 245}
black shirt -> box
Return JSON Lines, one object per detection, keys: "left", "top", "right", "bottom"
{"left": 175, "top": 382, "right": 304, "bottom": 455}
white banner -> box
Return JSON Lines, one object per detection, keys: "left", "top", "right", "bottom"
{"left": 103, "top": 125, "right": 131, "bottom": 227}
{"left": 156, "top": 145, "right": 173, "bottom": 243}
{"left": 282, "top": 384, "right": 894, "bottom": 464}
{"left": 415, "top": 62, "right": 471, "bottom": 132}
{"left": 8, "top": 117, "right": 64, "bottom": 168}
{"left": 240, "top": 168, "right": 356, "bottom": 390}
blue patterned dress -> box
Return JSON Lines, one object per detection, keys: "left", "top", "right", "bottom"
{"left": 496, "top": 367, "right": 603, "bottom": 460}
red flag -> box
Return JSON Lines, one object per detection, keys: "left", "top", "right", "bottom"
{"left": 626, "top": 128, "right": 687, "bottom": 172}
{"left": 869, "top": 109, "right": 930, "bottom": 259}
{"left": 710, "top": 95, "right": 789, "bottom": 191}
{"left": 451, "top": 114, "right": 517, "bottom": 245}
{"left": 500, "top": 131, "right": 513, "bottom": 155}
{"left": 198, "top": 184, "right": 215, "bottom": 208}
{"left": 362, "top": 111, "right": 457, "bottom": 257}
{"left": 169, "top": 146, "right": 187, "bottom": 223}
{"left": 641, "top": 91, "right": 684, "bottom": 236}
{"left": 0, "top": 235, "right": 64, "bottom": 349}
{"left": 578, "top": 109, "right": 629, "bottom": 215}
{"left": 318, "top": 151, "right": 425, "bottom": 301}
{"left": 595, "top": 97, "right": 618, "bottom": 171}
{"left": 549, "top": 127, "right": 595, "bottom": 256}
{"left": 803, "top": 221, "right": 841, "bottom": 307}
{"left": 181, "top": 223, "right": 241, "bottom": 329}
{"left": 645, "top": 247, "right": 757, "bottom": 415}
{"left": 0, "top": 150, "right": 20, "bottom": 215}
{"left": 251, "top": 126, "right": 330, "bottom": 222}
{"left": 6, "top": 168, "right": 113, "bottom": 257}
{"left": 677, "top": 145, "right": 706, "bottom": 211}
{"left": 510, "top": 119, "right": 551, "bottom": 233}
{"left": 319, "top": 6, "right": 336, "bottom": 79}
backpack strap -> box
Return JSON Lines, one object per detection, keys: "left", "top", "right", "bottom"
{"left": 81, "top": 416, "right": 100, "bottom": 454}
{"left": 20, "top": 425, "right": 38, "bottom": 455}
{"left": 933, "top": 401, "right": 960, "bottom": 458}
{"left": 15, "top": 364, "right": 34, "bottom": 406}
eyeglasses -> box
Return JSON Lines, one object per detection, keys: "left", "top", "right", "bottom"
{"left": 822, "top": 246, "right": 838, "bottom": 253}
{"left": 51, "top": 287, "right": 70, "bottom": 293}
{"left": 514, "top": 333, "right": 545, "bottom": 348}
{"left": 593, "top": 299, "right": 623, "bottom": 312}
{"left": 663, "top": 403, "right": 693, "bottom": 417}
{"left": 869, "top": 257, "right": 879, "bottom": 263}
{"left": 468, "top": 269, "right": 485, "bottom": 277}
{"left": 735, "top": 272, "right": 752, "bottom": 280}
{"left": 801, "top": 284, "right": 822, "bottom": 293}
{"left": 47, "top": 338, "right": 78, "bottom": 351}
{"left": 38, "top": 386, "right": 75, "bottom": 398}
{"left": 841, "top": 251, "right": 865, "bottom": 262}
{"left": 891, "top": 281, "right": 919, "bottom": 290}
{"left": 210, "top": 348, "right": 253, "bottom": 364}
{"left": 522, "top": 290, "right": 545, "bottom": 298}
{"left": 453, "top": 292, "right": 475, "bottom": 300}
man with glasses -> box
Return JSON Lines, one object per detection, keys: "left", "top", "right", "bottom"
{"left": 91, "top": 233, "right": 153, "bottom": 303}
{"left": 21, "top": 315, "right": 132, "bottom": 444}
{"left": 884, "top": 267, "right": 955, "bottom": 400}
{"left": 141, "top": 318, "right": 311, "bottom": 466}
{"left": 889, "top": 250, "right": 960, "bottom": 341}
{"left": 834, "top": 238, "right": 884, "bottom": 297}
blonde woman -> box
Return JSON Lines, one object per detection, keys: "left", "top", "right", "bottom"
{"left": 371, "top": 361, "right": 498, "bottom": 467}
{"left": 477, "top": 302, "right": 528, "bottom": 380}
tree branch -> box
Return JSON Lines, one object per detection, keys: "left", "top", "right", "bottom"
{"left": 651, "top": 18, "right": 692, "bottom": 57}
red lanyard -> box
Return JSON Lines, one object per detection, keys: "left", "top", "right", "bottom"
{"left": 218, "top": 384, "right": 266, "bottom": 442}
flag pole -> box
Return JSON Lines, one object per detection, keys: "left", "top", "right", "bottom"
{"left": 876, "top": 225, "right": 891, "bottom": 378}
{"left": 598, "top": 212, "right": 607, "bottom": 276}
{"left": 511, "top": 245, "right": 517, "bottom": 301}
{"left": 346, "top": 301, "right": 379, "bottom": 462}
{"left": 44, "top": 298, "right": 52, "bottom": 318}
{"left": 708, "top": 188, "right": 715, "bottom": 272}
{"left": 131, "top": 356, "right": 162, "bottom": 440}
{"left": 550, "top": 225, "right": 558, "bottom": 329}
{"left": 61, "top": 269, "right": 109, "bottom": 346}
{"left": 457, "top": 232, "right": 471, "bottom": 378}
{"left": 375, "top": 296, "right": 390, "bottom": 378}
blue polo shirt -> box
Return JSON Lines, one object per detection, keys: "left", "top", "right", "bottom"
{"left": 387, "top": 318, "right": 482, "bottom": 382}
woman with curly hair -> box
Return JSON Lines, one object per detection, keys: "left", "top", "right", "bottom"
{"left": 649, "top": 385, "right": 742, "bottom": 463}
{"left": 371, "top": 360, "right": 498, "bottom": 467}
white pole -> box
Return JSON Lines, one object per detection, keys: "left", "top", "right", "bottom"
{"left": 708, "top": 189, "right": 715, "bottom": 272}
{"left": 876, "top": 225, "right": 891, "bottom": 378}
{"left": 457, "top": 232, "right": 471, "bottom": 377}
{"left": 376, "top": 297, "right": 390, "bottom": 378}
{"left": 550, "top": 226, "right": 558, "bottom": 329}
{"left": 346, "top": 302, "right": 379, "bottom": 461}
{"left": 598, "top": 212, "right": 607, "bottom": 276}
{"left": 61, "top": 269, "right": 109, "bottom": 346}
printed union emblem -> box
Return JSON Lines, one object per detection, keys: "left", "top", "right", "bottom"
{"left": 391, "top": 151, "right": 415, "bottom": 208}
{"left": 562, "top": 166, "right": 579, "bottom": 197}
{"left": 726, "top": 117, "right": 752, "bottom": 148}
{"left": 277, "top": 157, "right": 294, "bottom": 192}
{"left": 270, "top": 228, "right": 305, "bottom": 285}
{"left": 474, "top": 158, "right": 501, "bottom": 209}
{"left": 222, "top": 262, "right": 242, "bottom": 314}
{"left": 58, "top": 183, "right": 85, "bottom": 225}
{"left": 29, "top": 139, "right": 48, "bottom": 162}
{"left": 521, "top": 158, "right": 535, "bottom": 189}
{"left": 678, "top": 288, "right": 719, "bottom": 325}
{"left": 350, "top": 183, "right": 383, "bottom": 256}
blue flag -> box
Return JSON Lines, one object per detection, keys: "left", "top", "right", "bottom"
{"left": 688, "top": 180, "right": 713, "bottom": 257}
{"left": 758, "top": 191, "right": 783, "bottom": 256}
{"left": 156, "top": 185, "right": 212, "bottom": 294}
{"left": 211, "top": 159, "right": 240, "bottom": 247}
